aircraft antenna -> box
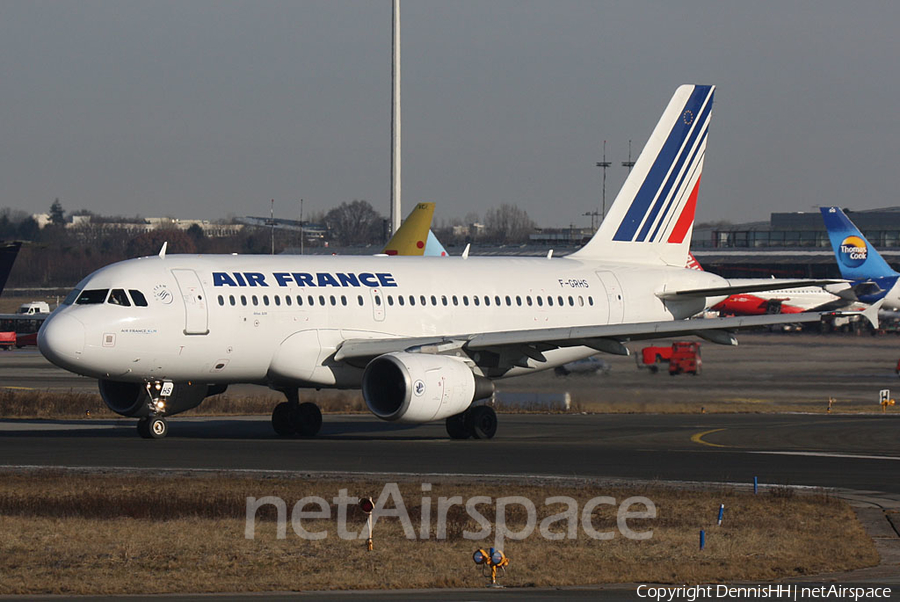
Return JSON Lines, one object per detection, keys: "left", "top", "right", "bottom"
{"left": 158, "top": 242, "right": 167, "bottom": 259}
{"left": 299, "top": 198, "right": 304, "bottom": 256}
{"left": 270, "top": 199, "right": 275, "bottom": 255}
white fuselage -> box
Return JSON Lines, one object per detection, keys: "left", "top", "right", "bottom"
{"left": 38, "top": 254, "right": 726, "bottom": 389}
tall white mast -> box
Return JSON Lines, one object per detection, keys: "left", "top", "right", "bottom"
{"left": 390, "top": 0, "right": 401, "bottom": 236}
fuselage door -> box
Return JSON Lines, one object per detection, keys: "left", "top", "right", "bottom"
{"left": 171, "top": 269, "right": 209, "bottom": 335}
{"left": 370, "top": 288, "right": 385, "bottom": 322}
{"left": 595, "top": 271, "right": 625, "bottom": 324}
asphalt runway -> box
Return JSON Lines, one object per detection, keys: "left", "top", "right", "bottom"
{"left": 1, "top": 413, "right": 898, "bottom": 495}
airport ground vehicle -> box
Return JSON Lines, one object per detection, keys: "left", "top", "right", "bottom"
{"left": 0, "top": 313, "right": 48, "bottom": 349}
{"left": 639, "top": 342, "right": 702, "bottom": 375}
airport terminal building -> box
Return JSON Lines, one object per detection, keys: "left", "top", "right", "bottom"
{"left": 689, "top": 207, "right": 900, "bottom": 279}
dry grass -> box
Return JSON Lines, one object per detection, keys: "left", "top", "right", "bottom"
{"left": 572, "top": 398, "right": 891, "bottom": 415}
{"left": 0, "top": 388, "right": 893, "bottom": 420}
{"left": 0, "top": 389, "right": 366, "bottom": 419}
{"left": 0, "top": 471, "right": 878, "bottom": 594}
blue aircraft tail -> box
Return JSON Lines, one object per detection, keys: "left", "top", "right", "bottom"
{"left": 820, "top": 207, "right": 897, "bottom": 280}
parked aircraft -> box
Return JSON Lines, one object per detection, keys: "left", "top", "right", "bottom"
{"left": 686, "top": 253, "right": 851, "bottom": 315}
{"left": 821, "top": 206, "right": 900, "bottom": 311}
{"left": 38, "top": 85, "right": 870, "bottom": 440}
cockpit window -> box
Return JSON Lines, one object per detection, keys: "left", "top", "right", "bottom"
{"left": 63, "top": 288, "right": 82, "bottom": 306}
{"left": 108, "top": 289, "right": 131, "bottom": 307}
{"left": 129, "top": 290, "right": 148, "bottom": 307}
{"left": 76, "top": 289, "right": 109, "bottom": 305}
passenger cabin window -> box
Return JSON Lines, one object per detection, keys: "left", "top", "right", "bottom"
{"left": 218, "top": 295, "right": 224, "bottom": 306}
{"left": 129, "top": 290, "right": 148, "bottom": 307}
{"left": 76, "top": 289, "right": 109, "bottom": 305}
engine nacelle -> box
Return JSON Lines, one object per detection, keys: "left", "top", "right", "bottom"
{"left": 362, "top": 352, "right": 493, "bottom": 423}
{"left": 99, "top": 379, "right": 221, "bottom": 417}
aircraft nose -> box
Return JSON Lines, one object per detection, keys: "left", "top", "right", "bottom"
{"left": 38, "top": 313, "right": 86, "bottom": 368}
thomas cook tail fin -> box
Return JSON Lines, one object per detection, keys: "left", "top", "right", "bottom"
{"left": 820, "top": 207, "right": 898, "bottom": 280}
{"left": 570, "top": 85, "right": 715, "bottom": 266}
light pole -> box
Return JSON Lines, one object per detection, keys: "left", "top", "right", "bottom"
{"left": 595, "top": 140, "right": 611, "bottom": 222}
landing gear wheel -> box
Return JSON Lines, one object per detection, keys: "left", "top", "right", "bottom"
{"left": 292, "top": 402, "right": 322, "bottom": 437}
{"left": 467, "top": 405, "right": 498, "bottom": 440}
{"left": 271, "top": 402, "right": 296, "bottom": 436}
{"left": 445, "top": 412, "right": 471, "bottom": 439}
{"left": 137, "top": 417, "right": 151, "bottom": 439}
{"left": 147, "top": 416, "right": 168, "bottom": 439}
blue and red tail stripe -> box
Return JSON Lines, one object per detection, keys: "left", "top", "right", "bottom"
{"left": 613, "top": 85, "right": 714, "bottom": 243}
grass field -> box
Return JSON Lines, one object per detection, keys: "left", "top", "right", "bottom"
{"left": 0, "top": 387, "right": 894, "bottom": 420}
{"left": 0, "top": 471, "right": 878, "bottom": 595}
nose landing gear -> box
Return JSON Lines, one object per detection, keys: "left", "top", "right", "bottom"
{"left": 137, "top": 380, "right": 172, "bottom": 439}
{"left": 137, "top": 415, "right": 168, "bottom": 439}
{"left": 271, "top": 388, "right": 322, "bottom": 437}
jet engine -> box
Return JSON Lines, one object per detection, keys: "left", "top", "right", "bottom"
{"left": 362, "top": 352, "right": 493, "bottom": 423}
{"left": 99, "top": 379, "right": 220, "bottom": 417}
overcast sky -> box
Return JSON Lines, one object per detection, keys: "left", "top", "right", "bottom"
{"left": 1, "top": 1, "right": 899, "bottom": 228}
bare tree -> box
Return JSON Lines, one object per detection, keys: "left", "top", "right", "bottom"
{"left": 324, "top": 200, "right": 384, "bottom": 246}
{"left": 484, "top": 204, "right": 536, "bottom": 243}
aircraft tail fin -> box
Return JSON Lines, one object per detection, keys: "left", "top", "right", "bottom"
{"left": 686, "top": 252, "right": 704, "bottom": 271}
{"left": 424, "top": 230, "right": 449, "bottom": 257}
{"left": 382, "top": 202, "right": 436, "bottom": 256}
{"left": 0, "top": 241, "right": 22, "bottom": 297}
{"left": 570, "top": 85, "right": 715, "bottom": 266}
{"left": 820, "top": 207, "right": 898, "bottom": 280}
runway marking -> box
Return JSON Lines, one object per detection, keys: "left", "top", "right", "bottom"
{"left": 690, "top": 428, "right": 729, "bottom": 448}
{"left": 749, "top": 451, "right": 900, "bottom": 462}
{"left": 0, "top": 386, "right": 36, "bottom": 390}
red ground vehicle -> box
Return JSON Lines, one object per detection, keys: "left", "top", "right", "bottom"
{"left": 0, "top": 314, "right": 46, "bottom": 349}
{"left": 0, "top": 331, "right": 15, "bottom": 350}
{"left": 639, "top": 342, "right": 702, "bottom": 375}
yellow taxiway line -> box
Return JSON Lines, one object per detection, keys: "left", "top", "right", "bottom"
{"left": 691, "top": 428, "right": 729, "bottom": 448}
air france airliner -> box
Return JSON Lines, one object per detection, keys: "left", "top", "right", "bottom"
{"left": 38, "top": 85, "right": 868, "bottom": 440}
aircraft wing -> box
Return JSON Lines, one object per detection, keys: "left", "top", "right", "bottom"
{"left": 334, "top": 308, "right": 873, "bottom": 366}
{"left": 657, "top": 279, "right": 844, "bottom": 300}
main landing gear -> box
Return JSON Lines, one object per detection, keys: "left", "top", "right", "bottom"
{"left": 271, "top": 388, "right": 323, "bottom": 437}
{"left": 445, "top": 405, "right": 498, "bottom": 440}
